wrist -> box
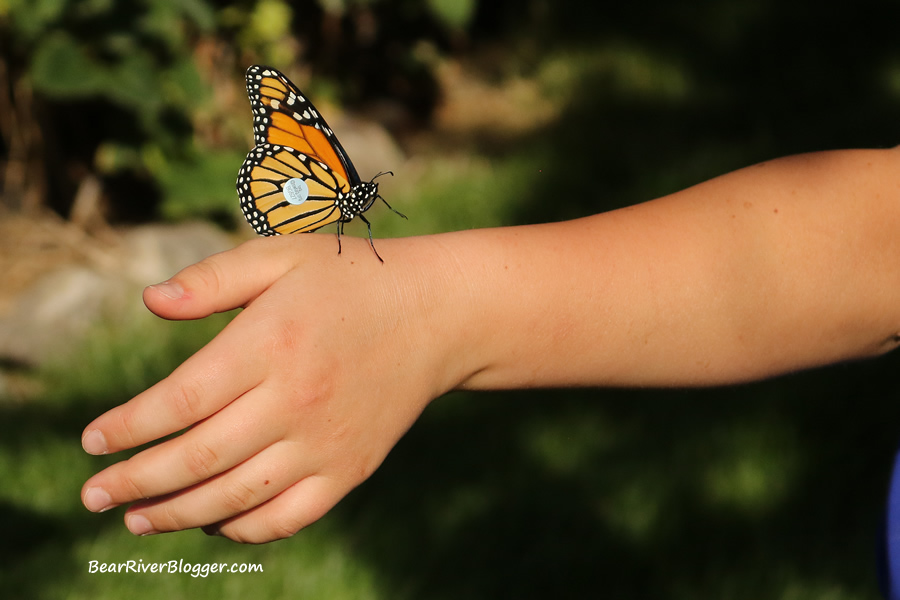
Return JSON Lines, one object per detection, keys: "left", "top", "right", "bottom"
{"left": 403, "top": 224, "right": 585, "bottom": 392}
{"left": 377, "top": 233, "right": 486, "bottom": 400}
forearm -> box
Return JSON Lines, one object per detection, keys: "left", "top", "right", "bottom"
{"left": 414, "top": 148, "right": 900, "bottom": 389}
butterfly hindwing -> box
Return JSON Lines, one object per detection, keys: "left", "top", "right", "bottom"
{"left": 236, "top": 144, "right": 348, "bottom": 235}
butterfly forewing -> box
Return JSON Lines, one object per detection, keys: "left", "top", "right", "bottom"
{"left": 245, "top": 66, "right": 359, "bottom": 185}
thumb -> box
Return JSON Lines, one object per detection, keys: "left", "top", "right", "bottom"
{"left": 142, "top": 238, "right": 294, "bottom": 320}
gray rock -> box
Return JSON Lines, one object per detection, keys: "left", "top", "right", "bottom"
{"left": 327, "top": 115, "right": 406, "bottom": 182}
{"left": 121, "top": 221, "right": 235, "bottom": 286}
{"left": 0, "top": 222, "right": 234, "bottom": 367}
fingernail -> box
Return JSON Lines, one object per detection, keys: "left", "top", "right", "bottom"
{"left": 83, "top": 487, "right": 114, "bottom": 512}
{"left": 149, "top": 280, "right": 184, "bottom": 300}
{"left": 127, "top": 514, "right": 157, "bottom": 536}
{"left": 82, "top": 429, "right": 108, "bottom": 455}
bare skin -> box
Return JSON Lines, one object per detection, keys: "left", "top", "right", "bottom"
{"left": 81, "top": 147, "right": 900, "bottom": 543}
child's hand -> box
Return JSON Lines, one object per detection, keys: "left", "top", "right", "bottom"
{"left": 80, "top": 234, "right": 464, "bottom": 543}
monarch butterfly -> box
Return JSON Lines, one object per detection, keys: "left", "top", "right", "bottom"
{"left": 236, "top": 65, "right": 405, "bottom": 262}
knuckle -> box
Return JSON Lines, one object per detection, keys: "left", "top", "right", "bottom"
{"left": 216, "top": 503, "right": 319, "bottom": 544}
{"left": 265, "top": 514, "right": 305, "bottom": 541}
{"left": 263, "top": 328, "right": 337, "bottom": 406}
{"left": 114, "top": 407, "right": 142, "bottom": 448}
{"left": 158, "top": 502, "right": 189, "bottom": 531}
{"left": 261, "top": 486, "right": 331, "bottom": 542}
{"left": 183, "top": 439, "right": 221, "bottom": 480}
{"left": 166, "top": 379, "right": 207, "bottom": 425}
{"left": 218, "top": 480, "right": 259, "bottom": 514}
{"left": 183, "top": 257, "right": 225, "bottom": 297}
{"left": 220, "top": 528, "right": 268, "bottom": 545}
{"left": 118, "top": 465, "right": 152, "bottom": 501}
{"left": 265, "top": 318, "right": 303, "bottom": 356}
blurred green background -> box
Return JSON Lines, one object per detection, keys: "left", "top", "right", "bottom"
{"left": 3, "top": 0, "right": 900, "bottom": 598}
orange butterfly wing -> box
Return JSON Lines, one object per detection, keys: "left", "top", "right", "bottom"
{"left": 249, "top": 67, "right": 359, "bottom": 188}
{"left": 237, "top": 144, "right": 345, "bottom": 235}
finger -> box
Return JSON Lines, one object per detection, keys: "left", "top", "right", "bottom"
{"left": 120, "top": 441, "right": 314, "bottom": 536}
{"left": 81, "top": 316, "right": 266, "bottom": 454}
{"left": 204, "top": 475, "right": 344, "bottom": 543}
{"left": 142, "top": 236, "right": 309, "bottom": 321}
{"left": 81, "top": 386, "right": 279, "bottom": 511}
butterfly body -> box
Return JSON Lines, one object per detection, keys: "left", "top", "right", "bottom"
{"left": 236, "top": 65, "right": 403, "bottom": 260}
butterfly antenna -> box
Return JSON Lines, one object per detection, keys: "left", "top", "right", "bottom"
{"left": 358, "top": 214, "right": 384, "bottom": 263}
{"left": 370, "top": 171, "right": 406, "bottom": 220}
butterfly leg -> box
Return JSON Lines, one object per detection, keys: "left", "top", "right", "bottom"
{"left": 336, "top": 221, "right": 344, "bottom": 255}
{"left": 358, "top": 214, "right": 384, "bottom": 263}
{"left": 377, "top": 195, "right": 408, "bottom": 220}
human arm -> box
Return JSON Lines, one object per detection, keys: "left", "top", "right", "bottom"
{"left": 457, "top": 147, "right": 900, "bottom": 388}
{"left": 81, "top": 147, "right": 900, "bottom": 542}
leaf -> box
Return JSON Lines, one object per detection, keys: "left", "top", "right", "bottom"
{"left": 29, "top": 32, "right": 104, "bottom": 97}
{"left": 426, "top": 0, "right": 476, "bottom": 31}
{"left": 4, "top": 0, "right": 67, "bottom": 41}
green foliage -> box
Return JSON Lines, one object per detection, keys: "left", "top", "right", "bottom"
{"left": 1, "top": 0, "right": 69, "bottom": 41}
{"left": 221, "top": 0, "right": 298, "bottom": 68}
{"left": 380, "top": 153, "right": 542, "bottom": 237}
{"left": 38, "top": 312, "right": 233, "bottom": 406}
{"left": 4, "top": 1, "right": 900, "bottom": 597}
{"left": 29, "top": 33, "right": 105, "bottom": 98}
{"left": 156, "top": 148, "right": 249, "bottom": 224}
{"left": 16, "top": 1, "right": 214, "bottom": 106}
{"left": 426, "top": 0, "right": 476, "bottom": 30}
{"left": 3, "top": 0, "right": 219, "bottom": 219}
{"left": 28, "top": 33, "right": 209, "bottom": 138}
